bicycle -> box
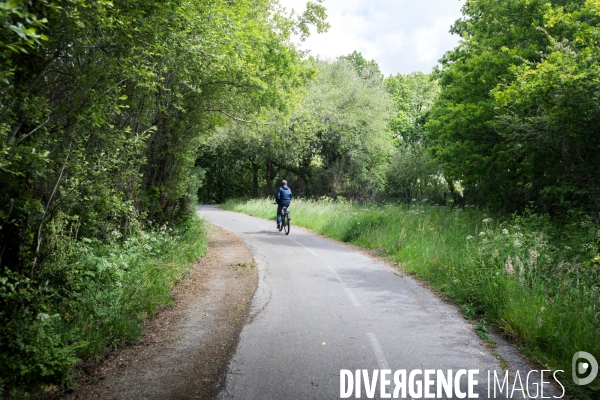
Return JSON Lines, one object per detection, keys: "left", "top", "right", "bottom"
{"left": 274, "top": 203, "right": 291, "bottom": 235}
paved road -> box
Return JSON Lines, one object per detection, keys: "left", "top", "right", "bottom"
{"left": 200, "top": 206, "right": 558, "bottom": 399}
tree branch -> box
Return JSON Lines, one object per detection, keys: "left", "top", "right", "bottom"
{"left": 31, "top": 141, "right": 72, "bottom": 276}
{"left": 15, "top": 115, "right": 51, "bottom": 145}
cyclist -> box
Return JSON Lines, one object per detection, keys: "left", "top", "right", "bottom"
{"left": 275, "top": 180, "right": 292, "bottom": 229}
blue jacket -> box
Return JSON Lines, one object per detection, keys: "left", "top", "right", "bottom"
{"left": 276, "top": 185, "right": 292, "bottom": 205}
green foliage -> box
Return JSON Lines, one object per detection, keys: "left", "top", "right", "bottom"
{"left": 1, "top": 0, "right": 326, "bottom": 393}
{"left": 0, "top": 0, "right": 323, "bottom": 269}
{"left": 384, "top": 145, "right": 447, "bottom": 204}
{"left": 339, "top": 50, "right": 383, "bottom": 80}
{"left": 289, "top": 58, "right": 393, "bottom": 198}
{"left": 0, "top": 216, "right": 206, "bottom": 396}
{"left": 224, "top": 198, "right": 600, "bottom": 394}
{"left": 385, "top": 72, "right": 438, "bottom": 146}
{"left": 491, "top": 0, "right": 600, "bottom": 214}
{"left": 197, "top": 56, "right": 394, "bottom": 201}
{"left": 383, "top": 72, "right": 449, "bottom": 204}
{"left": 428, "top": 0, "right": 600, "bottom": 214}
{"left": 288, "top": 0, "right": 331, "bottom": 40}
{"left": 196, "top": 133, "right": 257, "bottom": 203}
{"left": 0, "top": 0, "right": 51, "bottom": 83}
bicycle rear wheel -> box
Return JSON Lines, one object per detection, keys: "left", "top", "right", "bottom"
{"left": 284, "top": 215, "right": 290, "bottom": 235}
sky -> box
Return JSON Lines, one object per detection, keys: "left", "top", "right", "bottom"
{"left": 278, "top": 0, "right": 465, "bottom": 76}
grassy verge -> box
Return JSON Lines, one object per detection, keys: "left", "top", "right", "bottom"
{"left": 0, "top": 216, "right": 206, "bottom": 397}
{"left": 222, "top": 198, "right": 600, "bottom": 397}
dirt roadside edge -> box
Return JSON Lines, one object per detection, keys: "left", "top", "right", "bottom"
{"left": 62, "top": 223, "right": 258, "bottom": 400}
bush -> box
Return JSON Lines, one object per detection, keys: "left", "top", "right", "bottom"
{"left": 0, "top": 216, "right": 206, "bottom": 397}
{"left": 384, "top": 144, "right": 448, "bottom": 204}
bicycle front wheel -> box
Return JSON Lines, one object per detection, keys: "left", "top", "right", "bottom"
{"left": 284, "top": 215, "right": 290, "bottom": 235}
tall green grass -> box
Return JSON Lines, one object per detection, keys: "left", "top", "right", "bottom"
{"left": 223, "top": 198, "right": 600, "bottom": 394}
{"left": 0, "top": 216, "right": 207, "bottom": 396}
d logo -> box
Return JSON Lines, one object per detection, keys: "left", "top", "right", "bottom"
{"left": 572, "top": 351, "right": 598, "bottom": 386}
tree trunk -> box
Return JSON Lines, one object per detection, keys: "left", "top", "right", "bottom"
{"left": 252, "top": 161, "right": 259, "bottom": 198}
{"left": 265, "top": 161, "right": 279, "bottom": 192}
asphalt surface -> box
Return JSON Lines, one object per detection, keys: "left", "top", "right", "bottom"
{"left": 200, "top": 205, "right": 561, "bottom": 400}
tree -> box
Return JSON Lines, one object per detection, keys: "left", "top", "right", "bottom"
{"left": 427, "top": 0, "right": 593, "bottom": 212}
{"left": 491, "top": 0, "right": 600, "bottom": 214}
{"left": 197, "top": 56, "right": 394, "bottom": 200}
{"left": 385, "top": 72, "right": 438, "bottom": 146}
{"left": 339, "top": 50, "right": 383, "bottom": 81}
{"left": 0, "top": 0, "right": 327, "bottom": 391}
{"left": 384, "top": 72, "right": 446, "bottom": 203}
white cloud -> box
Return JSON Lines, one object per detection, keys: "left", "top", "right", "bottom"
{"left": 278, "top": 0, "right": 465, "bottom": 75}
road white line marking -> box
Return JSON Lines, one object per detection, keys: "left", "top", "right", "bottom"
{"left": 327, "top": 265, "right": 361, "bottom": 307}
{"left": 368, "top": 332, "right": 390, "bottom": 370}
{"left": 291, "top": 239, "right": 318, "bottom": 255}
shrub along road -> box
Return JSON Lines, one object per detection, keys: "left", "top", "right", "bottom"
{"left": 64, "top": 224, "right": 257, "bottom": 399}
{"left": 201, "top": 206, "right": 563, "bottom": 399}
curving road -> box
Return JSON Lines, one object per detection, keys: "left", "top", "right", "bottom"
{"left": 200, "top": 205, "right": 560, "bottom": 400}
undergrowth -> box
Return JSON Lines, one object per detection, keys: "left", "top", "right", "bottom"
{"left": 222, "top": 198, "right": 600, "bottom": 396}
{"left": 0, "top": 216, "right": 206, "bottom": 397}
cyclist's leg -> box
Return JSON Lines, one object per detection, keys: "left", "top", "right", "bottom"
{"left": 282, "top": 203, "right": 289, "bottom": 223}
{"left": 276, "top": 204, "right": 283, "bottom": 226}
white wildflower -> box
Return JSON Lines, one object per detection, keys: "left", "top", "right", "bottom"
{"left": 479, "top": 231, "right": 486, "bottom": 237}
{"left": 482, "top": 218, "right": 493, "bottom": 224}
{"left": 505, "top": 256, "right": 514, "bottom": 276}
{"left": 37, "top": 313, "right": 50, "bottom": 321}
{"left": 502, "top": 229, "right": 509, "bottom": 235}
{"left": 515, "top": 256, "right": 525, "bottom": 286}
{"left": 492, "top": 248, "right": 500, "bottom": 259}
{"left": 466, "top": 235, "right": 474, "bottom": 240}
{"left": 529, "top": 250, "right": 539, "bottom": 269}
{"left": 513, "top": 239, "right": 522, "bottom": 248}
